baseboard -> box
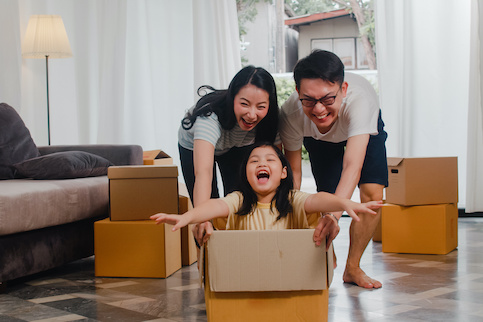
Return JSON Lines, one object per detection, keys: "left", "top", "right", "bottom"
{"left": 459, "top": 209, "right": 483, "bottom": 217}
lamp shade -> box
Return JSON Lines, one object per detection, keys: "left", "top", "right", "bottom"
{"left": 22, "top": 15, "right": 73, "bottom": 59}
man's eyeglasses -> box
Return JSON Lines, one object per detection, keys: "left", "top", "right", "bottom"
{"left": 299, "top": 87, "right": 341, "bottom": 108}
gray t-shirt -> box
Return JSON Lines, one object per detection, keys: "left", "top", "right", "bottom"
{"left": 178, "top": 111, "right": 257, "bottom": 156}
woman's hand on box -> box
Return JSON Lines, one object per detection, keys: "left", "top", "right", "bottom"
{"left": 192, "top": 221, "right": 213, "bottom": 246}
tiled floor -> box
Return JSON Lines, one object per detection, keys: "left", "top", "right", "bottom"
{"left": 1, "top": 217, "right": 483, "bottom": 322}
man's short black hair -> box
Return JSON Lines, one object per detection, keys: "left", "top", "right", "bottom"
{"left": 293, "top": 50, "right": 345, "bottom": 90}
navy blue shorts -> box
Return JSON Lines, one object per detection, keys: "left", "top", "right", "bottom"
{"left": 303, "top": 110, "right": 388, "bottom": 193}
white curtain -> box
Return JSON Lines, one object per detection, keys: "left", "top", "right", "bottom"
{"left": 466, "top": 0, "right": 483, "bottom": 213}
{"left": 375, "top": 0, "right": 472, "bottom": 209}
{"left": 0, "top": 0, "right": 240, "bottom": 169}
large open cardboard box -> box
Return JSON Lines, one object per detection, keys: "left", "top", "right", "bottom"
{"left": 386, "top": 157, "right": 458, "bottom": 206}
{"left": 382, "top": 203, "right": 458, "bottom": 254}
{"left": 202, "top": 229, "right": 333, "bottom": 322}
{"left": 108, "top": 165, "right": 179, "bottom": 221}
{"left": 94, "top": 218, "right": 181, "bottom": 278}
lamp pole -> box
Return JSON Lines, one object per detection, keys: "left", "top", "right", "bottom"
{"left": 45, "top": 55, "right": 51, "bottom": 145}
{"left": 21, "top": 15, "right": 73, "bottom": 146}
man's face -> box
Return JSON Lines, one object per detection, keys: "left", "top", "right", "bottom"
{"left": 297, "top": 78, "right": 347, "bottom": 134}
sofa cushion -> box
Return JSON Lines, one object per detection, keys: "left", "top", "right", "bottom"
{"left": 13, "top": 151, "right": 112, "bottom": 180}
{"left": 0, "top": 103, "right": 40, "bottom": 179}
{"left": 0, "top": 177, "right": 108, "bottom": 236}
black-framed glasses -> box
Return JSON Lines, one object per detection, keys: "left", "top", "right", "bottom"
{"left": 299, "top": 87, "right": 342, "bottom": 108}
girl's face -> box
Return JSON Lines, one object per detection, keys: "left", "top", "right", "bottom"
{"left": 233, "top": 84, "right": 270, "bottom": 131}
{"left": 246, "top": 146, "right": 287, "bottom": 202}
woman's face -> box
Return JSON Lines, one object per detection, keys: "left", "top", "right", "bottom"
{"left": 246, "top": 146, "right": 287, "bottom": 201}
{"left": 233, "top": 84, "right": 270, "bottom": 131}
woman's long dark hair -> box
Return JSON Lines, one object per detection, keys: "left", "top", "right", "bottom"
{"left": 181, "top": 66, "right": 279, "bottom": 143}
{"left": 236, "top": 142, "right": 294, "bottom": 220}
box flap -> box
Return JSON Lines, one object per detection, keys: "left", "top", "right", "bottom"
{"left": 143, "top": 149, "right": 162, "bottom": 160}
{"left": 327, "top": 243, "right": 334, "bottom": 287}
{"left": 108, "top": 165, "right": 178, "bottom": 179}
{"left": 387, "top": 157, "right": 404, "bottom": 167}
{"left": 206, "top": 229, "right": 330, "bottom": 292}
{"left": 143, "top": 149, "right": 172, "bottom": 160}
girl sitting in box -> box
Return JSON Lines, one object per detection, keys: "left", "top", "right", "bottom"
{"left": 151, "top": 142, "right": 382, "bottom": 248}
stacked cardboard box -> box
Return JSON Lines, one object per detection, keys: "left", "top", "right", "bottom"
{"left": 94, "top": 152, "right": 186, "bottom": 278}
{"left": 382, "top": 157, "right": 458, "bottom": 254}
{"left": 202, "top": 229, "right": 333, "bottom": 322}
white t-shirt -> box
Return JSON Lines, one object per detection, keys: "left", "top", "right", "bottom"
{"left": 280, "top": 72, "right": 380, "bottom": 151}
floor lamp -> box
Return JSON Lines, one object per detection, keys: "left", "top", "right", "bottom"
{"left": 21, "top": 15, "right": 73, "bottom": 145}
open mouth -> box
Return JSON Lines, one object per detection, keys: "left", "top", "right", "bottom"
{"left": 315, "top": 113, "right": 329, "bottom": 120}
{"left": 257, "top": 170, "right": 270, "bottom": 183}
{"left": 242, "top": 118, "right": 256, "bottom": 128}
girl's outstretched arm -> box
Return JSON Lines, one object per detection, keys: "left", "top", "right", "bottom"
{"left": 304, "top": 191, "right": 382, "bottom": 222}
{"left": 304, "top": 192, "right": 383, "bottom": 249}
{"left": 150, "top": 198, "right": 230, "bottom": 232}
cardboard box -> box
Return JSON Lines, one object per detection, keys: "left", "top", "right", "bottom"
{"left": 143, "top": 149, "right": 173, "bottom": 165}
{"left": 202, "top": 229, "right": 333, "bottom": 322}
{"left": 386, "top": 157, "right": 458, "bottom": 206}
{"left": 382, "top": 203, "right": 458, "bottom": 254}
{"left": 372, "top": 215, "right": 382, "bottom": 242}
{"left": 108, "top": 165, "right": 179, "bottom": 221}
{"left": 178, "top": 193, "right": 197, "bottom": 266}
{"left": 94, "top": 218, "right": 181, "bottom": 278}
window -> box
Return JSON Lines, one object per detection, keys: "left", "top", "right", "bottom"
{"left": 311, "top": 37, "right": 368, "bottom": 70}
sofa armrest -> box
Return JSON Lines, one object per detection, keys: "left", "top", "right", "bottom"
{"left": 37, "top": 144, "right": 143, "bottom": 166}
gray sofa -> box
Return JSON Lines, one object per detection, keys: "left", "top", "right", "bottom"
{"left": 0, "top": 103, "right": 143, "bottom": 285}
{"left": 0, "top": 144, "right": 143, "bottom": 285}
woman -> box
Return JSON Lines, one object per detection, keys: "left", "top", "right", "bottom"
{"left": 178, "top": 66, "right": 279, "bottom": 245}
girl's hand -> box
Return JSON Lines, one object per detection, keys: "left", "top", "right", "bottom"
{"left": 150, "top": 213, "right": 188, "bottom": 231}
{"left": 344, "top": 200, "right": 383, "bottom": 220}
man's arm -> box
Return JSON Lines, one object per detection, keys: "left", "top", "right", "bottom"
{"left": 312, "top": 134, "right": 370, "bottom": 247}
{"left": 285, "top": 148, "right": 303, "bottom": 189}
{"left": 334, "top": 134, "right": 370, "bottom": 201}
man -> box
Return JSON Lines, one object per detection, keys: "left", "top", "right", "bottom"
{"left": 280, "top": 50, "right": 388, "bottom": 289}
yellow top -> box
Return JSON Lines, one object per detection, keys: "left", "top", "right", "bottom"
{"left": 214, "top": 190, "right": 320, "bottom": 230}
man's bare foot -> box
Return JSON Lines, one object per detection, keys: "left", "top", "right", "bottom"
{"left": 343, "top": 266, "right": 382, "bottom": 289}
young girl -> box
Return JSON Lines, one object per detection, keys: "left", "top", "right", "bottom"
{"left": 178, "top": 66, "right": 279, "bottom": 245}
{"left": 151, "top": 143, "right": 382, "bottom": 249}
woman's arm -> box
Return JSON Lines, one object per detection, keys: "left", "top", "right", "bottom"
{"left": 285, "top": 148, "right": 303, "bottom": 189}
{"left": 192, "top": 139, "right": 216, "bottom": 206}
{"left": 191, "top": 139, "right": 217, "bottom": 244}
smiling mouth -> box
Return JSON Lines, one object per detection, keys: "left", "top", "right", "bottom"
{"left": 315, "top": 113, "right": 329, "bottom": 120}
{"left": 257, "top": 171, "right": 269, "bottom": 183}
{"left": 242, "top": 118, "right": 256, "bottom": 127}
